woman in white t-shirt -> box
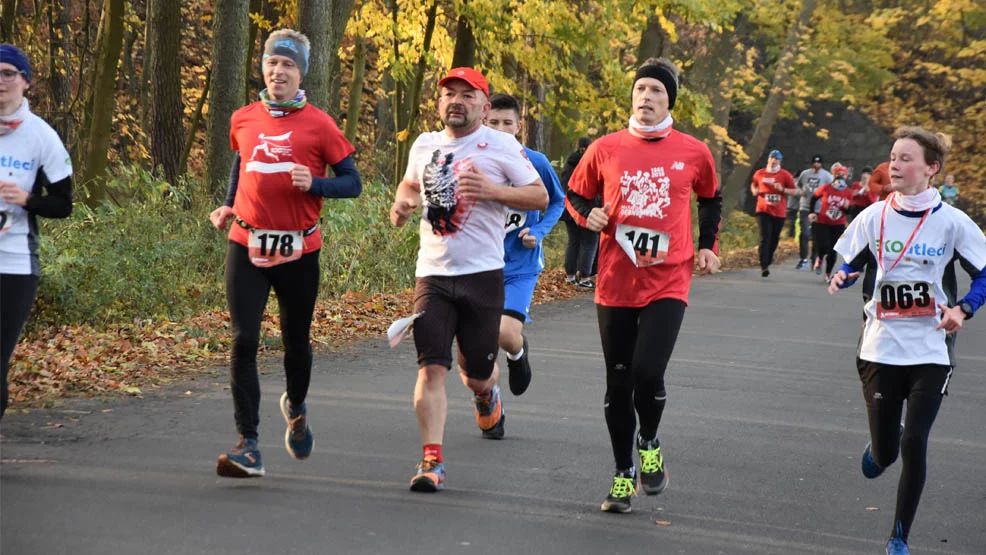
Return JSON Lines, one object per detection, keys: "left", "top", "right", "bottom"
{"left": 0, "top": 45, "right": 74, "bottom": 418}
{"left": 828, "top": 127, "right": 986, "bottom": 555}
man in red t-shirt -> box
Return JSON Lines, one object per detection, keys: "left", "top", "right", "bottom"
{"left": 750, "top": 149, "right": 797, "bottom": 278}
{"left": 208, "top": 29, "right": 361, "bottom": 479}
{"left": 868, "top": 161, "right": 892, "bottom": 201}
{"left": 565, "top": 57, "right": 721, "bottom": 514}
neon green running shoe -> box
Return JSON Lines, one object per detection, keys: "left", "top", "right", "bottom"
{"left": 600, "top": 470, "right": 637, "bottom": 513}
{"left": 638, "top": 434, "right": 668, "bottom": 495}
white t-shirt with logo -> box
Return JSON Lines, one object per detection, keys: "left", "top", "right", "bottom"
{"left": 404, "top": 126, "right": 540, "bottom": 277}
{"left": 0, "top": 112, "right": 73, "bottom": 275}
{"left": 835, "top": 201, "right": 986, "bottom": 365}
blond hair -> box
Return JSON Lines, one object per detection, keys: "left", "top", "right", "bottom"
{"left": 895, "top": 126, "right": 952, "bottom": 175}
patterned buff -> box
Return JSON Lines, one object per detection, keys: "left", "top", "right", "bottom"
{"left": 0, "top": 98, "right": 29, "bottom": 136}
{"left": 259, "top": 88, "right": 307, "bottom": 118}
{"left": 628, "top": 113, "right": 673, "bottom": 140}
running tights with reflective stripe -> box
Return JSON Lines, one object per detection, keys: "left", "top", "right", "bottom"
{"left": 857, "top": 359, "right": 950, "bottom": 542}
{"left": 1, "top": 274, "right": 39, "bottom": 418}
{"left": 225, "top": 241, "right": 320, "bottom": 439}
{"left": 597, "top": 298, "right": 686, "bottom": 470}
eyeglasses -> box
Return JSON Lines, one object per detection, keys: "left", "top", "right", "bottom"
{"left": 0, "top": 69, "right": 25, "bottom": 83}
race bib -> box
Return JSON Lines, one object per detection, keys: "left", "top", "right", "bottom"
{"left": 616, "top": 223, "right": 669, "bottom": 267}
{"left": 248, "top": 229, "right": 303, "bottom": 268}
{"left": 0, "top": 210, "right": 10, "bottom": 234}
{"left": 504, "top": 209, "right": 527, "bottom": 233}
{"left": 876, "top": 281, "right": 936, "bottom": 319}
{"left": 764, "top": 194, "right": 782, "bottom": 204}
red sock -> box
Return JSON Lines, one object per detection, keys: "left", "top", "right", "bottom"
{"left": 423, "top": 444, "right": 443, "bottom": 462}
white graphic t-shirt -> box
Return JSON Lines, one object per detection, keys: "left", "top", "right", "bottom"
{"left": 835, "top": 201, "right": 986, "bottom": 365}
{"left": 0, "top": 112, "right": 73, "bottom": 275}
{"left": 404, "top": 126, "right": 539, "bottom": 277}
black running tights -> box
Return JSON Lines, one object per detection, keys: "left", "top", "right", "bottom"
{"left": 857, "top": 359, "right": 950, "bottom": 542}
{"left": 1, "top": 273, "right": 39, "bottom": 418}
{"left": 814, "top": 223, "right": 845, "bottom": 275}
{"left": 757, "top": 213, "right": 786, "bottom": 270}
{"left": 225, "top": 242, "right": 320, "bottom": 439}
{"left": 597, "top": 299, "right": 686, "bottom": 470}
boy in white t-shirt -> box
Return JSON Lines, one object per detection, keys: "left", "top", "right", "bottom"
{"left": 829, "top": 127, "right": 986, "bottom": 555}
{"left": 390, "top": 67, "right": 547, "bottom": 492}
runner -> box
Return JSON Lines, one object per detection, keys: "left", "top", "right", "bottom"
{"left": 209, "top": 29, "right": 362, "bottom": 477}
{"left": 390, "top": 67, "right": 547, "bottom": 491}
{"left": 749, "top": 149, "right": 796, "bottom": 277}
{"left": 847, "top": 166, "right": 876, "bottom": 223}
{"left": 828, "top": 126, "right": 986, "bottom": 555}
{"left": 938, "top": 174, "right": 958, "bottom": 206}
{"left": 794, "top": 155, "right": 832, "bottom": 270}
{"left": 811, "top": 163, "right": 853, "bottom": 282}
{"left": 0, "top": 44, "right": 73, "bottom": 419}
{"left": 869, "top": 160, "right": 893, "bottom": 201}
{"left": 560, "top": 137, "right": 599, "bottom": 287}
{"left": 565, "top": 57, "right": 721, "bottom": 513}
{"left": 484, "top": 93, "right": 565, "bottom": 397}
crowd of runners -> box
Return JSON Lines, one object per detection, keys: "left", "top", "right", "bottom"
{"left": 3, "top": 31, "right": 985, "bottom": 555}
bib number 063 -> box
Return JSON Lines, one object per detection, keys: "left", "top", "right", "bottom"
{"left": 876, "top": 281, "right": 935, "bottom": 319}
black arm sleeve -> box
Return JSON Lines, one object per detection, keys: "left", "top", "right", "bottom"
{"left": 308, "top": 155, "right": 362, "bottom": 199}
{"left": 697, "top": 188, "right": 723, "bottom": 251}
{"left": 224, "top": 153, "right": 241, "bottom": 208}
{"left": 24, "top": 168, "right": 72, "bottom": 218}
{"left": 566, "top": 188, "right": 595, "bottom": 219}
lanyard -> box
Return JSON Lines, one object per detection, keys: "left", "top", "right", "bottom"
{"left": 878, "top": 195, "right": 930, "bottom": 274}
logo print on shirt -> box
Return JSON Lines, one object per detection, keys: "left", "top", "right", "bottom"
{"left": 422, "top": 150, "right": 467, "bottom": 236}
{"left": 671, "top": 161, "right": 684, "bottom": 171}
{"left": 245, "top": 131, "right": 294, "bottom": 174}
{"left": 620, "top": 166, "right": 671, "bottom": 219}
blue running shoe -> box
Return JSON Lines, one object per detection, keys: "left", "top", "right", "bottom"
{"left": 886, "top": 521, "right": 909, "bottom": 555}
{"left": 280, "top": 392, "right": 314, "bottom": 460}
{"left": 409, "top": 456, "right": 446, "bottom": 492}
{"left": 861, "top": 442, "right": 885, "bottom": 478}
{"left": 216, "top": 437, "right": 265, "bottom": 478}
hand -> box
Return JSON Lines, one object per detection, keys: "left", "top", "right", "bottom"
{"left": 936, "top": 304, "right": 965, "bottom": 334}
{"left": 808, "top": 213, "right": 817, "bottom": 223}
{"left": 0, "top": 181, "right": 27, "bottom": 207}
{"left": 209, "top": 206, "right": 235, "bottom": 230}
{"left": 773, "top": 182, "right": 785, "bottom": 192}
{"left": 518, "top": 228, "right": 537, "bottom": 249}
{"left": 827, "top": 270, "right": 859, "bottom": 294}
{"left": 586, "top": 203, "right": 611, "bottom": 232}
{"left": 290, "top": 164, "right": 313, "bottom": 192}
{"left": 457, "top": 165, "right": 498, "bottom": 203}
{"left": 390, "top": 198, "right": 419, "bottom": 227}
{"left": 696, "top": 248, "right": 720, "bottom": 275}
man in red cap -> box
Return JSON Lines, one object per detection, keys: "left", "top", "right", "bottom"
{"left": 390, "top": 67, "right": 548, "bottom": 492}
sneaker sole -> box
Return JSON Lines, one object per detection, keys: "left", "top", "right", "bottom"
{"left": 641, "top": 471, "right": 669, "bottom": 495}
{"left": 481, "top": 412, "right": 505, "bottom": 440}
{"left": 600, "top": 500, "right": 631, "bottom": 513}
{"left": 280, "top": 392, "right": 314, "bottom": 460}
{"left": 409, "top": 476, "right": 444, "bottom": 493}
{"left": 216, "top": 455, "right": 265, "bottom": 478}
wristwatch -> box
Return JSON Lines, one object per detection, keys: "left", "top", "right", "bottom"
{"left": 958, "top": 300, "right": 974, "bottom": 320}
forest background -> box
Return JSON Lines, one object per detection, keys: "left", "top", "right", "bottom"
{"left": 2, "top": 0, "right": 984, "bottom": 407}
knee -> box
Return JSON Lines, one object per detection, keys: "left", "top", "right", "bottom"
{"left": 898, "top": 432, "right": 927, "bottom": 462}
{"left": 419, "top": 365, "right": 448, "bottom": 390}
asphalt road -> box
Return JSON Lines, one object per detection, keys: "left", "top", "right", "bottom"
{"left": 2, "top": 259, "right": 984, "bottom": 555}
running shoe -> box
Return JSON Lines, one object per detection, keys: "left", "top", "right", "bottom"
{"left": 507, "top": 335, "right": 532, "bottom": 396}
{"left": 577, "top": 279, "right": 595, "bottom": 289}
{"left": 761, "top": 268, "right": 770, "bottom": 278}
{"left": 409, "top": 455, "right": 446, "bottom": 492}
{"left": 600, "top": 469, "right": 637, "bottom": 513}
{"left": 216, "top": 437, "right": 265, "bottom": 478}
{"left": 886, "top": 521, "right": 909, "bottom": 555}
{"left": 637, "top": 434, "right": 668, "bottom": 495}
{"left": 824, "top": 273, "right": 831, "bottom": 284}
{"left": 862, "top": 425, "right": 904, "bottom": 479}
{"left": 795, "top": 258, "right": 808, "bottom": 270}
{"left": 474, "top": 385, "right": 504, "bottom": 439}
{"left": 279, "top": 392, "right": 314, "bottom": 460}
{"left": 566, "top": 275, "right": 577, "bottom": 284}
{"left": 814, "top": 258, "right": 823, "bottom": 275}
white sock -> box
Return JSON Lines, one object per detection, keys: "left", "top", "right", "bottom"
{"left": 506, "top": 347, "right": 525, "bottom": 361}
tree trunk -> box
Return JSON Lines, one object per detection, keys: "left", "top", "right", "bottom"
{"left": 393, "top": 0, "right": 439, "bottom": 186}
{"left": 451, "top": 11, "right": 475, "bottom": 68}
{"left": 636, "top": 14, "right": 667, "bottom": 63}
{"left": 327, "top": 0, "right": 355, "bottom": 117}
{"left": 47, "top": 0, "right": 73, "bottom": 146}
{"left": 80, "top": 0, "right": 125, "bottom": 200}
{"left": 525, "top": 80, "right": 546, "bottom": 152}
{"left": 179, "top": 66, "right": 211, "bottom": 179}
{"left": 244, "top": 0, "right": 262, "bottom": 105}
{"left": 344, "top": 37, "right": 366, "bottom": 143}
{"left": 205, "top": 0, "right": 250, "bottom": 199}
{"left": 147, "top": 0, "right": 185, "bottom": 186}
{"left": 297, "top": 0, "right": 331, "bottom": 111}
{"left": 722, "top": 0, "right": 818, "bottom": 210}
{"left": 0, "top": 0, "right": 17, "bottom": 42}
{"left": 374, "top": 67, "right": 394, "bottom": 149}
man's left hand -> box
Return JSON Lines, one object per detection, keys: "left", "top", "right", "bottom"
{"left": 290, "top": 164, "right": 313, "bottom": 192}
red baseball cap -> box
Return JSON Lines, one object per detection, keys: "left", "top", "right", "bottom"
{"left": 438, "top": 67, "right": 490, "bottom": 98}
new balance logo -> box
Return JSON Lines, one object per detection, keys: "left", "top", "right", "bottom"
{"left": 873, "top": 392, "right": 883, "bottom": 400}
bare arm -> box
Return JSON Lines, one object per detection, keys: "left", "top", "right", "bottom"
{"left": 390, "top": 178, "right": 422, "bottom": 227}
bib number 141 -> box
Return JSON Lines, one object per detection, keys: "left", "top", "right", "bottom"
{"left": 616, "top": 224, "right": 669, "bottom": 267}
{"left": 248, "top": 229, "right": 303, "bottom": 268}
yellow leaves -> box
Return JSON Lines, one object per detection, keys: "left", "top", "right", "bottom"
{"left": 816, "top": 128, "right": 830, "bottom": 140}
{"left": 248, "top": 12, "right": 273, "bottom": 31}
{"left": 396, "top": 130, "right": 410, "bottom": 142}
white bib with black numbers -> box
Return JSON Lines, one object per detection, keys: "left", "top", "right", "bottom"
{"left": 247, "top": 228, "right": 303, "bottom": 267}
{"left": 616, "top": 223, "right": 669, "bottom": 267}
